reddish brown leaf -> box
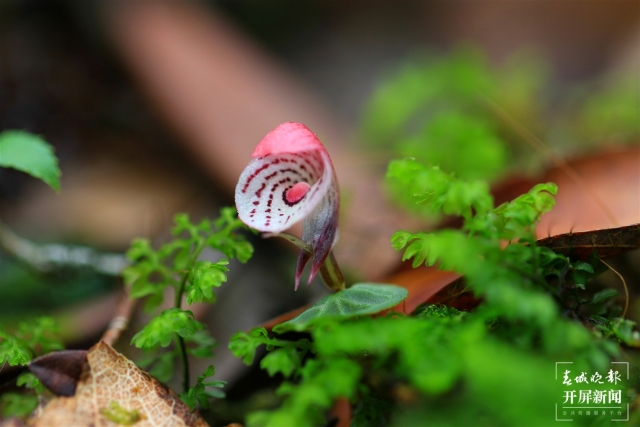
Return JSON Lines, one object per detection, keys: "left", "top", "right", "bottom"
{"left": 385, "top": 266, "right": 464, "bottom": 314}
{"left": 329, "top": 397, "right": 351, "bottom": 427}
{"left": 537, "top": 223, "right": 640, "bottom": 260}
{"left": 536, "top": 147, "right": 639, "bottom": 238}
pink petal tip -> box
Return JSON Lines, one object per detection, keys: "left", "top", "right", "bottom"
{"left": 252, "top": 122, "right": 324, "bottom": 158}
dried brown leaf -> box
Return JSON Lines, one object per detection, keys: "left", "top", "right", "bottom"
{"left": 536, "top": 223, "right": 640, "bottom": 260}
{"left": 28, "top": 342, "right": 208, "bottom": 427}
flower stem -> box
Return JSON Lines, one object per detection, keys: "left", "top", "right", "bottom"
{"left": 264, "top": 232, "right": 346, "bottom": 291}
{"left": 319, "top": 252, "right": 345, "bottom": 291}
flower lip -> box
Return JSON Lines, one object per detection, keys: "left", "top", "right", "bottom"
{"left": 235, "top": 151, "right": 331, "bottom": 233}
{"left": 285, "top": 181, "right": 311, "bottom": 205}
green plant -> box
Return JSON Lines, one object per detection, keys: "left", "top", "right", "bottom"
{"left": 0, "top": 130, "right": 61, "bottom": 193}
{"left": 123, "top": 208, "right": 253, "bottom": 408}
{"left": 359, "top": 46, "right": 640, "bottom": 219}
{"left": 0, "top": 131, "right": 64, "bottom": 418}
{"left": 227, "top": 155, "right": 638, "bottom": 426}
{"left": 2, "top": 45, "right": 638, "bottom": 425}
{"left": 0, "top": 318, "right": 64, "bottom": 417}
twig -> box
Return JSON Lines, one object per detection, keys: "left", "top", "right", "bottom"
{"left": 101, "top": 287, "right": 137, "bottom": 347}
{"left": 600, "top": 259, "right": 629, "bottom": 319}
{"left": 0, "top": 219, "right": 128, "bottom": 275}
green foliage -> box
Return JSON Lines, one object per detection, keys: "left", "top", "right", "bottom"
{"left": 186, "top": 260, "right": 229, "bottom": 305}
{"left": 229, "top": 327, "right": 269, "bottom": 365}
{"left": 386, "top": 158, "right": 494, "bottom": 219}
{"left": 360, "top": 45, "right": 639, "bottom": 213}
{"left": 247, "top": 358, "right": 362, "bottom": 427}
{"left": 124, "top": 208, "right": 253, "bottom": 408}
{"left": 359, "top": 47, "right": 551, "bottom": 185}
{"left": 397, "top": 112, "right": 507, "bottom": 181}
{"left": 577, "top": 75, "right": 640, "bottom": 144}
{"left": 273, "top": 283, "right": 408, "bottom": 333}
{"left": 260, "top": 347, "right": 301, "bottom": 378}
{"left": 229, "top": 327, "right": 313, "bottom": 367}
{"left": 0, "top": 130, "right": 61, "bottom": 191}
{"left": 180, "top": 365, "right": 227, "bottom": 410}
{"left": 0, "top": 317, "right": 63, "bottom": 366}
{"left": 131, "top": 308, "right": 204, "bottom": 349}
{"left": 0, "top": 319, "right": 57, "bottom": 418}
{"left": 0, "top": 372, "right": 45, "bottom": 418}
{"left": 123, "top": 208, "right": 252, "bottom": 313}
{"left": 15, "top": 372, "right": 44, "bottom": 397}
{"left": 0, "top": 392, "right": 39, "bottom": 419}
{"left": 231, "top": 156, "right": 636, "bottom": 426}
{"left": 351, "top": 394, "right": 393, "bottom": 427}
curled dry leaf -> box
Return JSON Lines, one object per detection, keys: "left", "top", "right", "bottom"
{"left": 25, "top": 342, "right": 208, "bottom": 427}
{"left": 29, "top": 350, "right": 88, "bottom": 397}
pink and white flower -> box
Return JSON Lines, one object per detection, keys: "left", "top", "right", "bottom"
{"left": 235, "top": 122, "right": 339, "bottom": 290}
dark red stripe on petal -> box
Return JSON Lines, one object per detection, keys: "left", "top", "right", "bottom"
{"left": 242, "top": 162, "right": 271, "bottom": 193}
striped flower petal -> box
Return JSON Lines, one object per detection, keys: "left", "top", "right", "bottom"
{"left": 235, "top": 123, "right": 339, "bottom": 289}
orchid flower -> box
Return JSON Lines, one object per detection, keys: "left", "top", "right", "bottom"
{"left": 235, "top": 122, "right": 343, "bottom": 290}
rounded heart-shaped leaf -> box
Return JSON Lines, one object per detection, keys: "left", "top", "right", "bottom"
{"left": 273, "top": 283, "right": 408, "bottom": 333}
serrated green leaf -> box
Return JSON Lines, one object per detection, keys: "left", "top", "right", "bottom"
{"left": 273, "top": 284, "right": 408, "bottom": 333}
{"left": 0, "top": 339, "right": 32, "bottom": 366}
{"left": 390, "top": 231, "right": 412, "bottom": 250}
{"left": 180, "top": 364, "right": 224, "bottom": 410}
{"left": 229, "top": 328, "right": 267, "bottom": 365}
{"left": 0, "top": 130, "right": 61, "bottom": 191}
{"left": 260, "top": 347, "right": 301, "bottom": 378}
{"left": 186, "top": 260, "right": 228, "bottom": 305}
{"left": 0, "top": 317, "right": 63, "bottom": 368}
{"left": 131, "top": 308, "right": 204, "bottom": 349}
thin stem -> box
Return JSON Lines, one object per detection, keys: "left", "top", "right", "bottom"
{"left": 174, "top": 239, "right": 206, "bottom": 393}
{"left": 176, "top": 335, "right": 190, "bottom": 394}
{"left": 175, "top": 240, "right": 206, "bottom": 307}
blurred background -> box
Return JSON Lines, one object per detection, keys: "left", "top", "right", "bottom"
{"left": 1, "top": 0, "right": 638, "bottom": 424}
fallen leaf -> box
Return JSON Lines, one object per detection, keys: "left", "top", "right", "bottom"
{"left": 537, "top": 223, "right": 640, "bottom": 260}
{"left": 385, "top": 266, "right": 465, "bottom": 314}
{"left": 27, "top": 341, "right": 208, "bottom": 427}
{"left": 536, "top": 147, "right": 638, "bottom": 238}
